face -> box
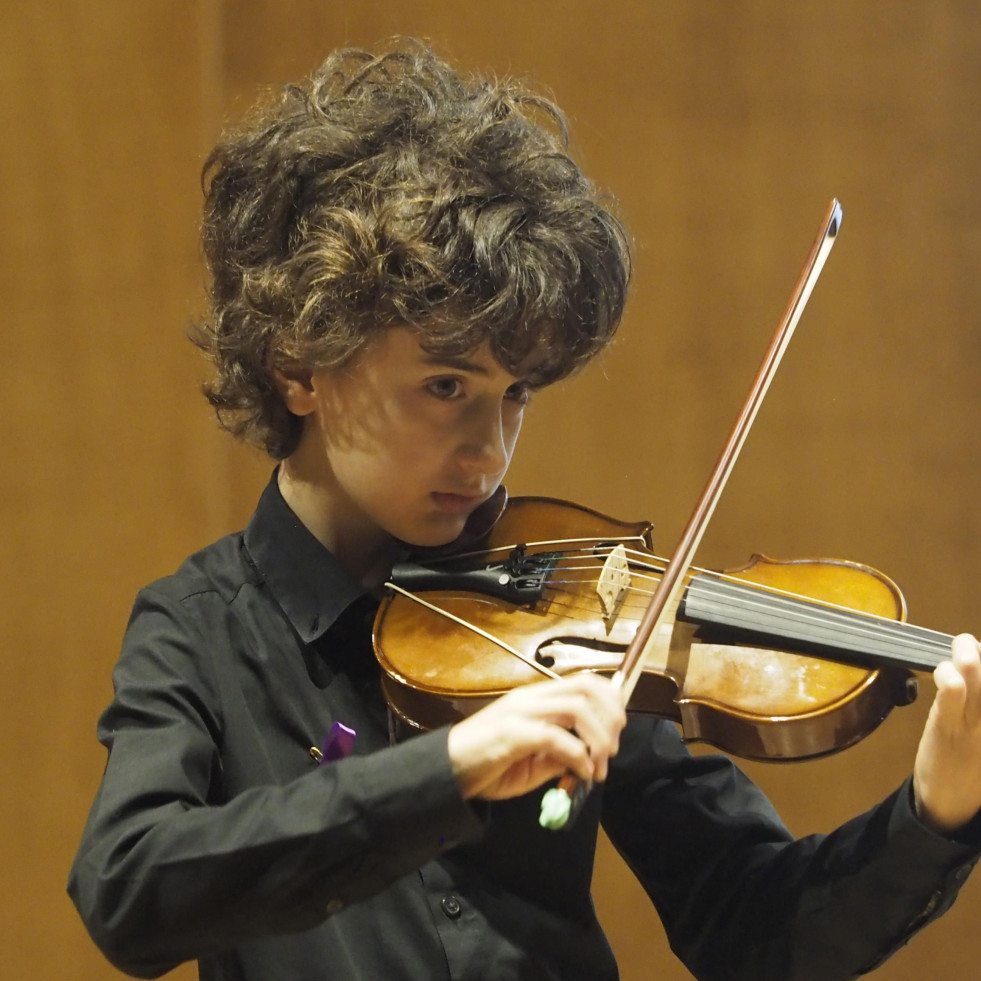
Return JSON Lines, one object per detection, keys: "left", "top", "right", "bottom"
{"left": 283, "top": 327, "right": 533, "bottom": 557}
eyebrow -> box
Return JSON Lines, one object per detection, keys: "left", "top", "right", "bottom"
{"left": 419, "top": 353, "right": 490, "bottom": 375}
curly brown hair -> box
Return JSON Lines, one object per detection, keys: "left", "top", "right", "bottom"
{"left": 192, "top": 39, "right": 631, "bottom": 458}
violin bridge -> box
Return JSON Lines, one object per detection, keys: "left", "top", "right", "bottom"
{"left": 596, "top": 544, "right": 631, "bottom": 622}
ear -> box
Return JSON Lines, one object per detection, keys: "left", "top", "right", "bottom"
{"left": 272, "top": 365, "right": 318, "bottom": 416}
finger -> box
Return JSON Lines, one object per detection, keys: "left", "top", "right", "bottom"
{"left": 951, "top": 633, "right": 981, "bottom": 682}
{"left": 932, "top": 660, "right": 968, "bottom": 739}
{"left": 934, "top": 658, "right": 966, "bottom": 698}
{"left": 561, "top": 675, "right": 627, "bottom": 770}
{"left": 504, "top": 676, "right": 625, "bottom": 750}
{"left": 546, "top": 674, "right": 627, "bottom": 736}
{"left": 496, "top": 719, "right": 596, "bottom": 785}
{"left": 948, "top": 633, "right": 981, "bottom": 724}
{"left": 537, "top": 690, "right": 624, "bottom": 772}
{"left": 534, "top": 725, "right": 597, "bottom": 782}
{"left": 484, "top": 676, "right": 625, "bottom": 786}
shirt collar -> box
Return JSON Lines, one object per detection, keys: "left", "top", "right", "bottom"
{"left": 244, "top": 470, "right": 367, "bottom": 643}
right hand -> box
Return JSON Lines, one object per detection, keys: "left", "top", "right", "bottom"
{"left": 446, "top": 672, "right": 626, "bottom": 801}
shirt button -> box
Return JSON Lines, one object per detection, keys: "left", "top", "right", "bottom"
{"left": 954, "top": 863, "right": 974, "bottom": 883}
{"left": 922, "top": 890, "right": 942, "bottom": 918}
{"left": 325, "top": 898, "right": 344, "bottom": 915}
{"left": 440, "top": 894, "right": 462, "bottom": 919}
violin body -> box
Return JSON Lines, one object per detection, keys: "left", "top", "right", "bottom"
{"left": 374, "top": 497, "right": 922, "bottom": 762}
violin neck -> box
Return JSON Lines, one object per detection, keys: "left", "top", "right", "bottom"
{"left": 679, "top": 574, "right": 952, "bottom": 673}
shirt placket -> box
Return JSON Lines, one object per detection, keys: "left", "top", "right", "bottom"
{"left": 418, "top": 860, "right": 485, "bottom": 980}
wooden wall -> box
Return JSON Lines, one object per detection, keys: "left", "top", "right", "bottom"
{"left": 4, "top": 2, "right": 980, "bottom": 978}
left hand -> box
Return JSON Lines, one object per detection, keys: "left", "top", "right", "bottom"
{"left": 913, "top": 632, "right": 981, "bottom": 834}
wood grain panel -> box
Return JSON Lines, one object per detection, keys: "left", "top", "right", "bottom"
{"left": 7, "top": 2, "right": 979, "bottom": 979}
{"left": 0, "top": 2, "right": 220, "bottom": 978}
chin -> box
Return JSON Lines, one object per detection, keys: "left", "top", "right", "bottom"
{"left": 395, "top": 514, "right": 467, "bottom": 549}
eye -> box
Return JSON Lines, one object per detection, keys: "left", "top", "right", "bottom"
{"left": 425, "top": 376, "right": 465, "bottom": 400}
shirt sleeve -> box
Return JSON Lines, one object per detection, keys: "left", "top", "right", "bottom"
{"left": 601, "top": 716, "right": 980, "bottom": 981}
{"left": 67, "top": 584, "right": 485, "bottom": 978}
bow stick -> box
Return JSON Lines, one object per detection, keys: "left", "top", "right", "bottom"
{"left": 540, "top": 197, "right": 844, "bottom": 830}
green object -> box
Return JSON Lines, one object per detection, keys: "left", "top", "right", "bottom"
{"left": 539, "top": 787, "right": 572, "bottom": 830}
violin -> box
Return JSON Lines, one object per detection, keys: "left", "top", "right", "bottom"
{"left": 373, "top": 494, "right": 949, "bottom": 762}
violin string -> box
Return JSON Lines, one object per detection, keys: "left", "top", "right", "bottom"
{"left": 688, "top": 573, "right": 953, "bottom": 648}
{"left": 552, "top": 544, "right": 952, "bottom": 646}
{"left": 540, "top": 576, "right": 948, "bottom": 672}
{"left": 598, "top": 572, "right": 947, "bottom": 666}
{"left": 546, "top": 554, "right": 878, "bottom": 624}
{"left": 542, "top": 581, "right": 649, "bottom": 617}
{"left": 562, "top": 541, "right": 929, "bottom": 638}
{"left": 416, "top": 535, "right": 650, "bottom": 566}
{"left": 541, "top": 551, "right": 951, "bottom": 669}
{"left": 682, "top": 578, "right": 952, "bottom": 670}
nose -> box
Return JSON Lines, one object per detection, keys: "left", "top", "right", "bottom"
{"left": 460, "top": 398, "right": 513, "bottom": 479}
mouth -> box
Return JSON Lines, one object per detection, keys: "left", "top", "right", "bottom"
{"left": 430, "top": 491, "right": 487, "bottom": 516}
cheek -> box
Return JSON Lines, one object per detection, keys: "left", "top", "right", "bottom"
{"left": 345, "top": 438, "right": 432, "bottom": 503}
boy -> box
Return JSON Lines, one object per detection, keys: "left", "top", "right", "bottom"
{"left": 70, "top": 39, "right": 981, "bottom": 981}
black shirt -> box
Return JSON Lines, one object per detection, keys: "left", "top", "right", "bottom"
{"left": 69, "top": 475, "right": 979, "bottom": 980}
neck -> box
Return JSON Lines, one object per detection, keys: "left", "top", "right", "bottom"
{"left": 680, "top": 572, "right": 952, "bottom": 673}
{"left": 277, "top": 459, "right": 399, "bottom": 589}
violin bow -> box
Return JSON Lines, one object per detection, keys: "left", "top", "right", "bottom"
{"left": 540, "top": 197, "right": 844, "bottom": 830}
